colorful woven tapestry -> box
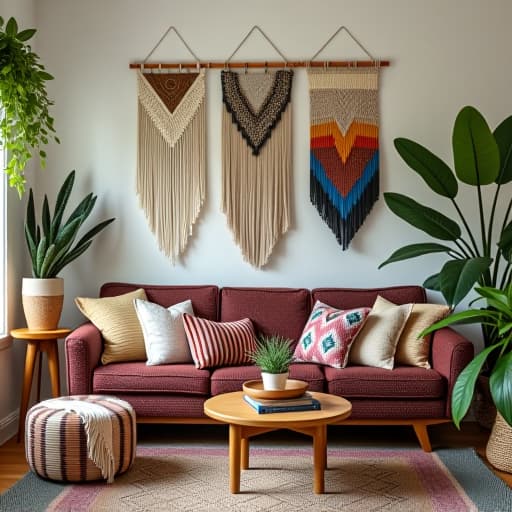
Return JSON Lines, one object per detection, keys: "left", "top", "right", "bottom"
{"left": 221, "top": 69, "right": 293, "bottom": 268}
{"left": 137, "top": 70, "right": 206, "bottom": 263}
{"left": 308, "top": 68, "right": 379, "bottom": 249}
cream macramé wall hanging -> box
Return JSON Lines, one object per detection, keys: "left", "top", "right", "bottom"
{"left": 220, "top": 26, "right": 293, "bottom": 268}
{"left": 308, "top": 27, "right": 380, "bottom": 250}
{"left": 136, "top": 27, "right": 206, "bottom": 263}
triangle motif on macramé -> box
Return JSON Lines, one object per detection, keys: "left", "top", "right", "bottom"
{"left": 143, "top": 73, "right": 199, "bottom": 113}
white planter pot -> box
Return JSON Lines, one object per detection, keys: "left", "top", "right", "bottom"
{"left": 22, "top": 278, "right": 64, "bottom": 330}
{"left": 261, "top": 371, "right": 289, "bottom": 391}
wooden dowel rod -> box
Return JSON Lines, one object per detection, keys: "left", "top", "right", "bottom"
{"left": 129, "top": 60, "right": 390, "bottom": 70}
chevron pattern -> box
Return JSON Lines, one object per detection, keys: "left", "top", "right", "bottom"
{"left": 308, "top": 69, "right": 379, "bottom": 249}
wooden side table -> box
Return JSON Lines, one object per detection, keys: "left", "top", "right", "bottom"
{"left": 10, "top": 327, "right": 71, "bottom": 442}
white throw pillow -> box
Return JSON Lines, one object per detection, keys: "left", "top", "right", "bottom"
{"left": 134, "top": 298, "right": 195, "bottom": 365}
{"left": 349, "top": 295, "right": 413, "bottom": 369}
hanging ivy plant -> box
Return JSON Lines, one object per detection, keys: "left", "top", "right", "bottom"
{"left": 0, "top": 16, "right": 59, "bottom": 196}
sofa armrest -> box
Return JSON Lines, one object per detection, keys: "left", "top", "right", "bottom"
{"left": 431, "top": 327, "right": 474, "bottom": 417}
{"left": 65, "top": 322, "right": 103, "bottom": 395}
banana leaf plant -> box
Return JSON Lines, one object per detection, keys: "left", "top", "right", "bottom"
{"left": 380, "top": 106, "right": 512, "bottom": 348}
{"left": 420, "top": 283, "right": 512, "bottom": 428}
{"left": 25, "top": 170, "right": 115, "bottom": 278}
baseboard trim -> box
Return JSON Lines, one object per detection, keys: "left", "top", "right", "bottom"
{"left": 0, "top": 410, "right": 19, "bottom": 446}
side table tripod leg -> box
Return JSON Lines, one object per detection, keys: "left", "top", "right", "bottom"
{"left": 45, "top": 340, "right": 61, "bottom": 397}
{"left": 18, "top": 342, "right": 38, "bottom": 442}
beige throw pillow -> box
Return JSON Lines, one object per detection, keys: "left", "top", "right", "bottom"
{"left": 75, "top": 288, "right": 148, "bottom": 365}
{"left": 349, "top": 295, "right": 413, "bottom": 369}
{"left": 395, "top": 302, "right": 450, "bottom": 368}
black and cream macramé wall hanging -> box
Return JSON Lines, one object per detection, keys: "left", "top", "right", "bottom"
{"left": 221, "top": 27, "right": 293, "bottom": 268}
{"left": 136, "top": 27, "right": 206, "bottom": 264}
{"left": 308, "top": 27, "right": 380, "bottom": 250}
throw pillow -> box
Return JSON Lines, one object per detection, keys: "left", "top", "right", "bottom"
{"left": 75, "top": 288, "right": 148, "bottom": 365}
{"left": 134, "top": 298, "right": 195, "bottom": 365}
{"left": 349, "top": 295, "right": 413, "bottom": 369}
{"left": 182, "top": 314, "right": 257, "bottom": 369}
{"left": 394, "top": 302, "right": 450, "bottom": 368}
{"left": 294, "top": 301, "right": 370, "bottom": 369}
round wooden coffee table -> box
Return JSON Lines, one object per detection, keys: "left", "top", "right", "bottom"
{"left": 204, "top": 391, "right": 352, "bottom": 494}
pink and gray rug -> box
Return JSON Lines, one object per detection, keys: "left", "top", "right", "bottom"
{"left": 1, "top": 446, "right": 510, "bottom": 511}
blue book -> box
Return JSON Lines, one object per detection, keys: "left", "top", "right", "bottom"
{"left": 243, "top": 394, "right": 321, "bottom": 414}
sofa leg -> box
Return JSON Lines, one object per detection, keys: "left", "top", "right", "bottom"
{"left": 413, "top": 422, "right": 432, "bottom": 452}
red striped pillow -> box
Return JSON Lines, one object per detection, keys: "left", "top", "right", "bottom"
{"left": 183, "top": 314, "right": 257, "bottom": 369}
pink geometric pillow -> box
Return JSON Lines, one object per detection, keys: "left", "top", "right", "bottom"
{"left": 294, "top": 301, "right": 370, "bottom": 369}
{"left": 183, "top": 314, "right": 257, "bottom": 369}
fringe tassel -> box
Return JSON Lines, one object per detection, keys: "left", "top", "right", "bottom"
{"left": 137, "top": 93, "right": 205, "bottom": 264}
{"left": 222, "top": 106, "right": 291, "bottom": 268}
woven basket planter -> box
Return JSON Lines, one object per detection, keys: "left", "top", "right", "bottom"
{"left": 22, "top": 278, "right": 64, "bottom": 330}
{"left": 486, "top": 412, "right": 512, "bottom": 474}
{"left": 26, "top": 395, "right": 136, "bottom": 482}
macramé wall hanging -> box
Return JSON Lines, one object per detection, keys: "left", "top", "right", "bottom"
{"left": 308, "top": 27, "right": 380, "bottom": 250}
{"left": 136, "top": 27, "right": 206, "bottom": 264}
{"left": 221, "top": 27, "right": 293, "bottom": 268}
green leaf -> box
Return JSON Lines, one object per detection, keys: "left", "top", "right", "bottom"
{"left": 423, "top": 273, "right": 441, "bottom": 291}
{"left": 493, "top": 115, "right": 512, "bottom": 184}
{"left": 5, "top": 17, "right": 18, "bottom": 37}
{"left": 49, "top": 240, "right": 93, "bottom": 276}
{"left": 42, "top": 196, "right": 51, "bottom": 239}
{"left": 452, "top": 106, "right": 500, "bottom": 185}
{"left": 490, "top": 351, "right": 512, "bottom": 427}
{"left": 72, "top": 217, "right": 115, "bottom": 249}
{"left": 420, "top": 308, "right": 495, "bottom": 337}
{"left": 16, "top": 28, "right": 36, "bottom": 42}
{"left": 439, "top": 257, "right": 493, "bottom": 308}
{"left": 384, "top": 192, "right": 461, "bottom": 241}
{"left": 25, "top": 189, "right": 36, "bottom": 243}
{"left": 39, "top": 244, "right": 56, "bottom": 278}
{"left": 35, "top": 236, "right": 48, "bottom": 277}
{"left": 379, "top": 243, "right": 453, "bottom": 269}
{"left": 50, "top": 171, "right": 75, "bottom": 240}
{"left": 451, "top": 345, "right": 498, "bottom": 428}
{"left": 38, "top": 71, "right": 54, "bottom": 81}
{"left": 394, "top": 138, "right": 458, "bottom": 198}
{"left": 498, "top": 220, "right": 512, "bottom": 263}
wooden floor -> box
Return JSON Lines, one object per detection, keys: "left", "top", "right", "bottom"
{"left": 1, "top": 422, "right": 510, "bottom": 494}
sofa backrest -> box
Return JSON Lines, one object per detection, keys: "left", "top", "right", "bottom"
{"left": 100, "top": 283, "right": 219, "bottom": 320}
{"left": 220, "top": 287, "right": 310, "bottom": 346}
{"left": 312, "top": 285, "right": 426, "bottom": 309}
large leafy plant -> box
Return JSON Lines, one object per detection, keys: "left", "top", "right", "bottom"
{"left": 380, "top": 106, "right": 512, "bottom": 346}
{"left": 0, "top": 16, "right": 59, "bottom": 196}
{"left": 25, "top": 170, "right": 115, "bottom": 278}
{"left": 421, "top": 283, "right": 512, "bottom": 428}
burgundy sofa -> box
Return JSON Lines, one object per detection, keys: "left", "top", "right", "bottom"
{"left": 65, "top": 283, "right": 474, "bottom": 452}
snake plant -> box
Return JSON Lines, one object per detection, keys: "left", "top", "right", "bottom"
{"left": 24, "top": 170, "right": 115, "bottom": 278}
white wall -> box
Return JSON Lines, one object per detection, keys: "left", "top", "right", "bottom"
{"left": 0, "top": 0, "right": 36, "bottom": 444}
{"left": 2, "top": 0, "right": 512, "bottom": 440}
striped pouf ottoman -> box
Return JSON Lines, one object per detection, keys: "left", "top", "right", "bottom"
{"left": 25, "top": 395, "right": 136, "bottom": 483}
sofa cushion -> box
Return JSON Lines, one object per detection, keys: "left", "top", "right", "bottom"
{"left": 312, "top": 285, "right": 426, "bottom": 309}
{"left": 100, "top": 283, "right": 219, "bottom": 320}
{"left": 349, "top": 296, "right": 413, "bottom": 369}
{"left": 93, "top": 362, "right": 210, "bottom": 396}
{"left": 183, "top": 315, "right": 257, "bottom": 369}
{"left": 210, "top": 363, "right": 325, "bottom": 395}
{"left": 134, "top": 298, "right": 195, "bottom": 365}
{"left": 220, "top": 287, "right": 310, "bottom": 347}
{"left": 75, "top": 288, "right": 148, "bottom": 365}
{"left": 324, "top": 366, "right": 445, "bottom": 399}
{"left": 294, "top": 301, "right": 370, "bottom": 368}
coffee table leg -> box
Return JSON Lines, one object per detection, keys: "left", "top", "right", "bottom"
{"left": 241, "top": 436, "right": 249, "bottom": 470}
{"left": 229, "top": 424, "right": 242, "bottom": 493}
{"left": 313, "top": 424, "right": 327, "bottom": 494}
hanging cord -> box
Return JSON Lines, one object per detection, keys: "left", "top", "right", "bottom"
{"left": 142, "top": 25, "right": 201, "bottom": 71}
{"left": 225, "top": 25, "right": 288, "bottom": 67}
{"left": 310, "top": 25, "right": 375, "bottom": 62}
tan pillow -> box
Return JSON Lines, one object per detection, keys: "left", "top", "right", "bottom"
{"left": 395, "top": 302, "right": 450, "bottom": 368}
{"left": 349, "top": 295, "right": 413, "bottom": 369}
{"left": 75, "top": 288, "right": 148, "bottom": 364}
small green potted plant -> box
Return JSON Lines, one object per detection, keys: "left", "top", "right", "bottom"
{"left": 421, "top": 283, "right": 512, "bottom": 472}
{"left": 22, "top": 170, "right": 115, "bottom": 329}
{"left": 248, "top": 335, "right": 294, "bottom": 390}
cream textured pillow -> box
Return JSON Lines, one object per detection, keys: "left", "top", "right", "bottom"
{"left": 394, "top": 302, "right": 450, "bottom": 368}
{"left": 134, "top": 298, "right": 195, "bottom": 365}
{"left": 349, "top": 295, "right": 413, "bottom": 369}
{"left": 75, "top": 288, "right": 147, "bottom": 365}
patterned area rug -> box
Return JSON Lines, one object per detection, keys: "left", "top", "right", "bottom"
{"left": 1, "top": 446, "right": 511, "bottom": 511}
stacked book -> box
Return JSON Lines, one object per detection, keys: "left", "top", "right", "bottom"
{"left": 243, "top": 392, "right": 321, "bottom": 414}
